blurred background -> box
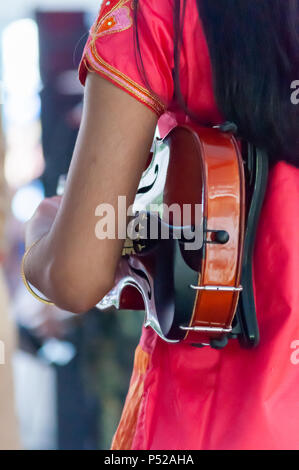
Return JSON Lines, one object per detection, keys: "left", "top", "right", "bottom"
{"left": 0, "top": 0, "right": 144, "bottom": 450}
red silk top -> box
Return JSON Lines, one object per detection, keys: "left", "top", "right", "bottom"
{"left": 80, "top": 0, "right": 299, "bottom": 450}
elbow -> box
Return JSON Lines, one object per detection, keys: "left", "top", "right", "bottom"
{"left": 47, "top": 261, "right": 115, "bottom": 314}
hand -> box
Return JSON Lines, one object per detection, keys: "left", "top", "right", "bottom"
{"left": 25, "top": 196, "right": 62, "bottom": 249}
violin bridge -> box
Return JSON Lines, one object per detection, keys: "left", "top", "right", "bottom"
{"left": 122, "top": 238, "right": 144, "bottom": 256}
{"left": 122, "top": 238, "right": 137, "bottom": 256}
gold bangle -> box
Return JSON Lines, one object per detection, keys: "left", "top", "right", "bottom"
{"left": 21, "top": 238, "right": 55, "bottom": 306}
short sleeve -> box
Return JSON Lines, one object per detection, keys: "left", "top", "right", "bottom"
{"left": 79, "top": 0, "right": 174, "bottom": 116}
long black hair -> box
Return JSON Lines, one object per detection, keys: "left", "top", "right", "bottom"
{"left": 133, "top": 0, "right": 299, "bottom": 166}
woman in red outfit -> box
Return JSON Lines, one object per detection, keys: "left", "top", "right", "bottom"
{"left": 23, "top": 0, "right": 299, "bottom": 449}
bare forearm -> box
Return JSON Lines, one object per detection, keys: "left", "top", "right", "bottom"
{"left": 24, "top": 233, "right": 112, "bottom": 313}
{"left": 23, "top": 74, "right": 157, "bottom": 313}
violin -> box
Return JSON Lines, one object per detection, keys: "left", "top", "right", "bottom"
{"left": 96, "top": 124, "right": 268, "bottom": 348}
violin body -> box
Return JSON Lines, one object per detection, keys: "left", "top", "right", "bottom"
{"left": 97, "top": 125, "right": 250, "bottom": 345}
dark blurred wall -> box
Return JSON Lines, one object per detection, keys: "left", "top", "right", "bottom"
{"left": 36, "top": 11, "right": 86, "bottom": 196}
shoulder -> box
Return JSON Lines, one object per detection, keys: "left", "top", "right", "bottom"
{"left": 88, "top": 0, "right": 174, "bottom": 54}
{"left": 93, "top": 0, "right": 173, "bottom": 27}
{"left": 79, "top": 0, "right": 175, "bottom": 116}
